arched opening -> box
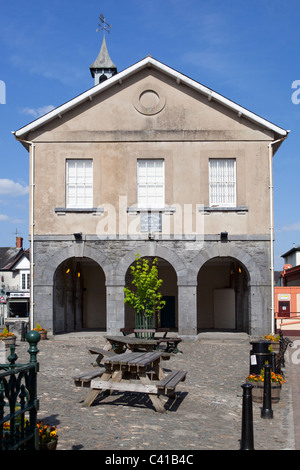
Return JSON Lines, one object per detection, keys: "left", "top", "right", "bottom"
{"left": 124, "top": 256, "right": 178, "bottom": 330}
{"left": 197, "top": 257, "right": 250, "bottom": 332}
{"left": 53, "top": 257, "right": 106, "bottom": 334}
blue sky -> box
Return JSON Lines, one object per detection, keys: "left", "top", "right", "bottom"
{"left": 0, "top": 0, "right": 299, "bottom": 269}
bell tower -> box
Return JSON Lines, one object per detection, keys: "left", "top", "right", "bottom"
{"left": 90, "top": 15, "right": 117, "bottom": 85}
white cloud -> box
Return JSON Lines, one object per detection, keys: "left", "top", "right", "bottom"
{"left": 0, "top": 179, "right": 29, "bottom": 197}
{"left": 21, "top": 105, "right": 55, "bottom": 118}
{"left": 183, "top": 50, "right": 233, "bottom": 77}
{"left": 0, "top": 214, "right": 9, "bottom": 221}
{"left": 281, "top": 221, "right": 300, "bottom": 232}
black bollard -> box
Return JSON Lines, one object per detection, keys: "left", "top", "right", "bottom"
{"left": 271, "top": 352, "right": 276, "bottom": 374}
{"left": 240, "top": 383, "right": 254, "bottom": 450}
{"left": 21, "top": 322, "right": 27, "bottom": 342}
{"left": 261, "top": 364, "right": 273, "bottom": 419}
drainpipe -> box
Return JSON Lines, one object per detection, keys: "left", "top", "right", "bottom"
{"left": 268, "top": 134, "right": 289, "bottom": 334}
{"left": 12, "top": 133, "right": 35, "bottom": 330}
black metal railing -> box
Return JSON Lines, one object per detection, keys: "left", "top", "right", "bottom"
{"left": 0, "top": 330, "right": 40, "bottom": 450}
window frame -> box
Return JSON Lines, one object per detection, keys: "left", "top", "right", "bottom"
{"left": 137, "top": 159, "right": 165, "bottom": 209}
{"left": 66, "top": 159, "right": 93, "bottom": 209}
{"left": 20, "top": 271, "right": 30, "bottom": 291}
{"left": 209, "top": 158, "right": 237, "bottom": 208}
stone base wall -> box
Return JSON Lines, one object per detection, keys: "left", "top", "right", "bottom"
{"left": 32, "top": 237, "right": 272, "bottom": 338}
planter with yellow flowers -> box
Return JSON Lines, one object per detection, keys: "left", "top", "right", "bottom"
{"left": 261, "top": 333, "right": 280, "bottom": 354}
{"left": 33, "top": 323, "right": 47, "bottom": 340}
{"left": 0, "top": 327, "right": 16, "bottom": 348}
{"left": 246, "top": 368, "right": 285, "bottom": 403}
{"left": 37, "top": 421, "right": 58, "bottom": 450}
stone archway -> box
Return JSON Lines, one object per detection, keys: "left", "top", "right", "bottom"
{"left": 124, "top": 256, "right": 178, "bottom": 329}
{"left": 53, "top": 257, "right": 106, "bottom": 334}
{"left": 187, "top": 244, "right": 265, "bottom": 335}
{"left": 197, "top": 256, "right": 250, "bottom": 332}
{"left": 116, "top": 244, "right": 187, "bottom": 331}
{"left": 114, "top": 243, "right": 187, "bottom": 285}
{"left": 32, "top": 243, "right": 114, "bottom": 334}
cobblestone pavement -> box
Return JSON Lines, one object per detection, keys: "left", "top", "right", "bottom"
{"left": 14, "top": 332, "right": 296, "bottom": 451}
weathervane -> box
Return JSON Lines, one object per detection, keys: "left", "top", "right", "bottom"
{"left": 96, "top": 14, "right": 112, "bottom": 35}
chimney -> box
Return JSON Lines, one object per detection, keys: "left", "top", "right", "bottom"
{"left": 16, "top": 237, "right": 23, "bottom": 248}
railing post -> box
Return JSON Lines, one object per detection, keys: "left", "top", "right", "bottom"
{"left": 7, "top": 345, "right": 18, "bottom": 367}
{"left": 0, "top": 391, "right": 4, "bottom": 450}
{"left": 26, "top": 330, "right": 40, "bottom": 364}
{"left": 26, "top": 330, "right": 41, "bottom": 449}
{"left": 240, "top": 383, "right": 254, "bottom": 450}
{"left": 261, "top": 364, "right": 273, "bottom": 419}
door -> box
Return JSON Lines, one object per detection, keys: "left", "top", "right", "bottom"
{"left": 213, "top": 288, "right": 236, "bottom": 329}
{"left": 278, "top": 301, "right": 290, "bottom": 318}
{"left": 160, "top": 296, "right": 175, "bottom": 328}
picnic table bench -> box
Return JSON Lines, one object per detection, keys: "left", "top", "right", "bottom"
{"left": 157, "top": 370, "right": 187, "bottom": 397}
{"left": 73, "top": 351, "right": 187, "bottom": 413}
{"left": 88, "top": 347, "right": 116, "bottom": 366}
{"left": 73, "top": 369, "right": 105, "bottom": 387}
{"left": 120, "top": 328, "right": 169, "bottom": 338}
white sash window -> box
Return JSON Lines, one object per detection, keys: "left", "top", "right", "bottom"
{"left": 137, "top": 159, "right": 164, "bottom": 209}
{"left": 209, "top": 159, "right": 236, "bottom": 207}
{"left": 66, "top": 159, "right": 93, "bottom": 208}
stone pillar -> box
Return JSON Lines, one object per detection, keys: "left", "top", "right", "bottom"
{"left": 33, "top": 284, "right": 53, "bottom": 333}
{"left": 75, "top": 273, "right": 83, "bottom": 330}
{"left": 178, "top": 284, "right": 198, "bottom": 340}
{"left": 106, "top": 284, "right": 125, "bottom": 335}
{"left": 65, "top": 271, "right": 75, "bottom": 331}
{"left": 248, "top": 283, "right": 271, "bottom": 336}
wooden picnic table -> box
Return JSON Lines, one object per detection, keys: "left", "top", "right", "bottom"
{"left": 104, "top": 335, "right": 160, "bottom": 353}
{"left": 81, "top": 351, "right": 187, "bottom": 413}
{"left": 120, "top": 329, "right": 183, "bottom": 353}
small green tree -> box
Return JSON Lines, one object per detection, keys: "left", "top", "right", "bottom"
{"left": 124, "top": 254, "right": 165, "bottom": 328}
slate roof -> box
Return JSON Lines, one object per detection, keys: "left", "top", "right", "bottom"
{"left": 90, "top": 34, "right": 117, "bottom": 75}
{"left": 281, "top": 244, "right": 300, "bottom": 259}
{"left": 0, "top": 248, "right": 29, "bottom": 270}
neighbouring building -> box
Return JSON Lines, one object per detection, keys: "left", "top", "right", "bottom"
{"left": 13, "top": 36, "right": 289, "bottom": 338}
{"left": 0, "top": 237, "right": 30, "bottom": 327}
{"left": 275, "top": 245, "right": 300, "bottom": 335}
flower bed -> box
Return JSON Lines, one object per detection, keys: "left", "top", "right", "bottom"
{"left": 3, "top": 419, "right": 58, "bottom": 450}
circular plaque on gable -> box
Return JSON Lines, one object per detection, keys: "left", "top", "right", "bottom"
{"left": 133, "top": 85, "right": 166, "bottom": 115}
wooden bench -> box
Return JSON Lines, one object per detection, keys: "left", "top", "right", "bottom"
{"left": 120, "top": 328, "right": 156, "bottom": 339}
{"left": 73, "top": 369, "right": 105, "bottom": 388}
{"left": 157, "top": 370, "right": 187, "bottom": 397}
{"left": 88, "top": 347, "right": 116, "bottom": 366}
{"left": 157, "top": 337, "right": 182, "bottom": 353}
{"left": 121, "top": 328, "right": 169, "bottom": 338}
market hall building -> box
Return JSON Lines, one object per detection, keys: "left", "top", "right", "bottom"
{"left": 13, "top": 36, "right": 288, "bottom": 339}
